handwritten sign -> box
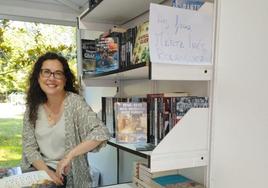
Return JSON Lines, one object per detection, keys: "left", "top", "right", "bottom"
{"left": 149, "top": 3, "right": 213, "bottom": 65}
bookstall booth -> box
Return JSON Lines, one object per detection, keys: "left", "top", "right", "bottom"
{"left": 1, "top": 0, "right": 268, "bottom": 187}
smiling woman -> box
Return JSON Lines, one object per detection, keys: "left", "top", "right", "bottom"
{"left": 21, "top": 52, "right": 110, "bottom": 187}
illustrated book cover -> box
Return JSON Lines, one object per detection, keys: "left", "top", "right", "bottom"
{"left": 114, "top": 102, "right": 147, "bottom": 143}
{"left": 132, "top": 21, "right": 150, "bottom": 65}
{"left": 95, "top": 36, "right": 120, "bottom": 74}
{"left": 81, "top": 39, "right": 96, "bottom": 74}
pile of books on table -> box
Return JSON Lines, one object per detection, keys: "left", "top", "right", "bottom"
{"left": 133, "top": 162, "right": 205, "bottom": 188}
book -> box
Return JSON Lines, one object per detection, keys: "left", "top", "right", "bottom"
{"left": 175, "top": 96, "right": 209, "bottom": 118}
{"left": 151, "top": 174, "right": 204, "bottom": 188}
{"left": 132, "top": 21, "right": 150, "bottom": 65}
{"left": 81, "top": 39, "right": 96, "bottom": 74}
{"left": 172, "top": 0, "right": 205, "bottom": 10}
{"left": 102, "top": 97, "right": 116, "bottom": 137}
{"left": 0, "top": 170, "right": 54, "bottom": 188}
{"left": 125, "top": 27, "right": 136, "bottom": 66}
{"left": 133, "top": 176, "right": 152, "bottom": 188}
{"left": 133, "top": 162, "right": 186, "bottom": 187}
{"left": 135, "top": 143, "right": 155, "bottom": 151}
{"left": 114, "top": 102, "right": 147, "bottom": 143}
{"left": 133, "top": 176, "right": 151, "bottom": 188}
{"left": 146, "top": 92, "right": 188, "bottom": 145}
{"left": 138, "top": 163, "right": 178, "bottom": 183}
{"left": 95, "top": 36, "right": 120, "bottom": 74}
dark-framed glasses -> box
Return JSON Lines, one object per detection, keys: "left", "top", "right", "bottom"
{"left": 40, "top": 69, "right": 65, "bottom": 80}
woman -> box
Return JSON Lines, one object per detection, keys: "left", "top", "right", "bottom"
{"left": 21, "top": 52, "right": 110, "bottom": 187}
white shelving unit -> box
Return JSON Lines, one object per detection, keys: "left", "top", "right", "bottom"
{"left": 107, "top": 108, "right": 209, "bottom": 173}
{"left": 77, "top": 0, "right": 214, "bottom": 187}
{"left": 150, "top": 108, "right": 209, "bottom": 172}
{"left": 79, "top": 0, "right": 165, "bottom": 25}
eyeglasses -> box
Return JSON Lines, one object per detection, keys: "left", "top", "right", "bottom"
{"left": 40, "top": 69, "right": 65, "bottom": 80}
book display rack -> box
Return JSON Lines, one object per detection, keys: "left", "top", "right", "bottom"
{"left": 77, "top": 0, "right": 215, "bottom": 187}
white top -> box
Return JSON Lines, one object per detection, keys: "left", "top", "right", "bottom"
{"left": 35, "top": 105, "right": 65, "bottom": 169}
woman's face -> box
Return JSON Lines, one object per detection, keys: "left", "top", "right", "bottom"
{"left": 38, "top": 59, "right": 66, "bottom": 97}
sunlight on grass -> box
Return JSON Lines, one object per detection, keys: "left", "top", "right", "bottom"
{"left": 0, "top": 146, "right": 22, "bottom": 161}
{"left": 0, "top": 117, "right": 23, "bottom": 168}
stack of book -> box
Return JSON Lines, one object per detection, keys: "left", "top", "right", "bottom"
{"left": 133, "top": 162, "right": 204, "bottom": 188}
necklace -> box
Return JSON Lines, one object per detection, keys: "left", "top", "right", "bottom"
{"left": 44, "top": 102, "right": 64, "bottom": 126}
{"left": 47, "top": 112, "right": 56, "bottom": 125}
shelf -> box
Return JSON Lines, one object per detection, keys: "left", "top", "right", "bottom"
{"left": 79, "top": 0, "right": 165, "bottom": 25}
{"left": 83, "top": 63, "right": 149, "bottom": 81}
{"left": 151, "top": 63, "right": 213, "bottom": 81}
{"left": 108, "top": 138, "right": 151, "bottom": 159}
{"left": 107, "top": 108, "right": 209, "bottom": 173}
{"left": 82, "top": 62, "right": 211, "bottom": 82}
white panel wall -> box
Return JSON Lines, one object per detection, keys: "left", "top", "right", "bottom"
{"left": 210, "top": 0, "right": 268, "bottom": 188}
{"left": 83, "top": 86, "right": 118, "bottom": 186}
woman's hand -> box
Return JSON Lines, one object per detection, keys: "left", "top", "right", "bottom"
{"left": 56, "top": 154, "right": 72, "bottom": 179}
{"left": 46, "top": 169, "right": 64, "bottom": 186}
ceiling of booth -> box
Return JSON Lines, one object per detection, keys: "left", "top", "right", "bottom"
{"left": 0, "top": 0, "right": 89, "bottom": 26}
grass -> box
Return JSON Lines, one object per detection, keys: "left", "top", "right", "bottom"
{"left": 0, "top": 116, "right": 23, "bottom": 168}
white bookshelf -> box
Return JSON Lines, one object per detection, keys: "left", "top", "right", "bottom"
{"left": 77, "top": 0, "right": 214, "bottom": 186}
{"left": 107, "top": 108, "right": 209, "bottom": 173}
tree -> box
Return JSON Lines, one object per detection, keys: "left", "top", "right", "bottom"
{"left": 0, "top": 19, "right": 77, "bottom": 100}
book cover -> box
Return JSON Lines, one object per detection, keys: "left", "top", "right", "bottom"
{"left": 172, "top": 0, "right": 205, "bottom": 10}
{"left": 152, "top": 174, "right": 204, "bottom": 188}
{"left": 81, "top": 39, "right": 96, "bottom": 74}
{"left": 114, "top": 102, "right": 147, "bottom": 143}
{"left": 0, "top": 170, "right": 54, "bottom": 188}
{"left": 95, "top": 36, "right": 120, "bottom": 74}
{"left": 132, "top": 21, "right": 150, "bottom": 65}
{"left": 175, "top": 96, "right": 209, "bottom": 118}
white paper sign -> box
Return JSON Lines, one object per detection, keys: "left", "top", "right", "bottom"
{"left": 149, "top": 3, "right": 213, "bottom": 65}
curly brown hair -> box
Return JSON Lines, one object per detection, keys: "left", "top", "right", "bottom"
{"left": 26, "top": 52, "right": 78, "bottom": 126}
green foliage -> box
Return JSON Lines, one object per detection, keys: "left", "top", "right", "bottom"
{"left": 0, "top": 117, "right": 23, "bottom": 168}
{"left": 0, "top": 19, "right": 77, "bottom": 96}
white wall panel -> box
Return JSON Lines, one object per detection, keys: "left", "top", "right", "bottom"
{"left": 211, "top": 0, "right": 268, "bottom": 187}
